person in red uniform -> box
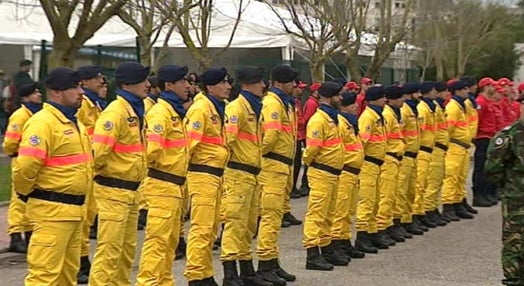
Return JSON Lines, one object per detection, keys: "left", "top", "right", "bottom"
{"left": 301, "top": 82, "right": 321, "bottom": 196}
{"left": 473, "top": 77, "right": 502, "bottom": 207}
{"left": 290, "top": 81, "right": 307, "bottom": 200}
{"left": 497, "top": 78, "right": 517, "bottom": 125}
{"left": 345, "top": 82, "right": 359, "bottom": 93}
{"left": 356, "top": 77, "right": 372, "bottom": 116}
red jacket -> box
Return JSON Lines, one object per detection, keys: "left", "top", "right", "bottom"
{"left": 500, "top": 97, "right": 516, "bottom": 126}
{"left": 512, "top": 101, "right": 521, "bottom": 121}
{"left": 475, "top": 94, "right": 505, "bottom": 139}
{"left": 303, "top": 96, "right": 319, "bottom": 123}
{"left": 294, "top": 97, "right": 306, "bottom": 141}
{"left": 356, "top": 92, "right": 366, "bottom": 116}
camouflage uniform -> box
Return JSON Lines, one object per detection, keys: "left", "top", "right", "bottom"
{"left": 485, "top": 119, "right": 524, "bottom": 286}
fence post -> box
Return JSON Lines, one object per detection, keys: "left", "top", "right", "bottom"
{"left": 97, "top": 45, "right": 102, "bottom": 65}
{"left": 39, "top": 40, "right": 48, "bottom": 81}
{"left": 135, "top": 37, "right": 141, "bottom": 63}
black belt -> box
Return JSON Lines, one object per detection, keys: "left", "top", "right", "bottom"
{"left": 262, "top": 152, "right": 293, "bottom": 166}
{"left": 420, "top": 146, "right": 433, "bottom": 153}
{"left": 450, "top": 138, "right": 471, "bottom": 149}
{"left": 148, "top": 168, "right": 186, "bottom": 186}
{"left": 386, "top": 152, "right": 403, "bottom": 161}
{"left": 404, "top": 151, "right": 418, "bottom": 159}
{"left": 342, "top": 165, "right": 360, "bottom": 175}
{"left": 26, "top": 189, "right": 85, "bottom": 206}
{"left": 9, "top": 152, "right": 18, "bottom": 158}
{"left": 188, "top": 164, "right": 224, "bottom": 177}
{"left": 310, "top": 162, "right": 342, "bottom": 176}
{"left": 94, "top": 175, "right": 140, "bottom": 191}
{"left": 364, "top": 155, "right": 384, "bottom": 166}
{"left": 227, "top": 161, "right": 261, "bottom": 175}
{"left": 434, "top": 142, "right": 449, "bottom": 151}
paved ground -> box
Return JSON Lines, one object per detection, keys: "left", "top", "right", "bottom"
{"left": 0, "top": 195, "right": 503, "bottom": 286}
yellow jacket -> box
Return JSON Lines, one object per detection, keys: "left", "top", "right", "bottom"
{"left": 260, "top": 90, "right": 296, "bottom": 174}
{"left": 465, "top": 97, "right": 479, "bottom": 141}
{"left": 434, "top": 100, "right": 449, "bottom": 147}
{"left": 358, "top": 106, "right": 387, "bottom": 160}
{"left": 185, "top": 93, "right": 229, "bottom": 169}
{"left": 337, "top": 113, "right": 364, "bottom": 170}
{"left": 2, "top": 104, "right": 33, "bottom": 156}
{"left": 400, "top": 102, "right": 420, "bottom": 154}
{"left": 383, "top": 105, "right": 406, "bottom": 155}
{"left": 445, "top": 97, "right": 471, "bottom": 146}
{"left": 146, "top": 98, "right": 188, "bottom": 179}
{"left": 303, "top": 107, "right": 344, "bottom": 171}
{"left": 144, "top": 96, "right": 158, "bottom": 114}
{"left": 225, "top": 93, "right": 262, "bottom": 169}
{"left": 417, "top": 99, "right": 437, "bottom": 151}
{"left": 92, "top": 96, "right": 147, "bottom": 182}
{"left": 13, "top": 103, "right": 93, "bottom": 220}
{"left": 77, "top": 94, "right": 103, "bottom": 137}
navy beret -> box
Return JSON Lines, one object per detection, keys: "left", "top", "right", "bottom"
{"left": 402, "top": 83, "right": 420, "bottom": 95}
{"left": 20, "top": 59, "right": 32, "bottom": 67}
{"left": 341, "top": 91, "right": 357, "bottom": 106}
{"left": 319, "top": 82, "right": 343, "bottom": 98}
{"left": 434, "top": 81, "right": 447, "bottom": 92}
{"left": 158, "top": 65, "right": 188, "bottom": 82}
{"left": 148, "top": 76, "right": 158, "bottom": 88}
{"left": 332, "top": 77, "right": 347, "bottom": 86}
{"left": 115, "top": 62, "right": 150, "bottom": 85}
{"left": 385, "top": 86, "right": 404, "bottom": 99}
{"left": 271, "top": 64, "right": 298, "bottom": 83}
{"left": 365, "top": 86, "right": 386, "bottom": 101}
{"left": 18, "top": 82, "right": 39, "bottom": 98}
{"left": 45, "top": 67, "right": 81, "bottom": 91}
{"left": 419, "top": 81, "right": 435, "bottom": 94}
{"left": 460, "top": 76, "right": 476, "bottom": 87}
{"left": 77, "top": 65, "right": 103, "bottom": 80}
{"left": 450, "top": 80, "right": 469, "bottom": 93}
{"left": 236, "top": 66, "right": 265, "bottom": 84}
{"left": 201, "top": 67, "right": 229, "bottom": 86}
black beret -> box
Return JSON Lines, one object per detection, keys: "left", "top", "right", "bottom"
{"left": 158, "top": 65, "right": 188, "bottom": 83}
{"left": 45, "top": 67, "right": 81, "bottom": 91}
{"left": 332, "top": 77, "right": 347, "bottom": 86}
{"left": 402, "top": 83, "right": 420, "bottom": 95}
{"left": 115, "top": 62, "right": 150, "bottom": 85}
{"left": 319, "top": 82, "right": 343, "bottom": 98}
{"left": 385, "top": 86, "right": 404, "bottom": 99}
{"left": 434, "top": 81, "right": 447, "bottom": 92}
{"left": 18, "top": 82, "right": 39, "bottom": 98}
{"left": 460, "top": 76, "right": 476, "bottom": 87}
{"left": 450, "top": 80, "right": 469, "bottom": 93}
{"left": 148, "top": 76, "right": 158, "bottom": 88}
{"left": 341, "top": 91, "right": 357, "bottom": 106}
{"left": 20, "top": 59, "right": 32, "bottom": 67}
{"left": 201, "top": 67, "right": 229, "bottom": 86}
{"left": 236, "top": 66, "right": 264, "bottom": 84}
{"left": 271, "top": 64, "right": 298, "bottom": 83}
{"left": 365, "top": 86, "right": 386, "bottom": 101}
{"left": 419, "top": 81, "right": 435, "bottom": 94}
{"left": 77, "top": 65, "right": 103, "bottom": 80}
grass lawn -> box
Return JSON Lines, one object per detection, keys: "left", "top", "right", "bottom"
{"left": 0, "top": 164, "right": 11, "bottom": 202}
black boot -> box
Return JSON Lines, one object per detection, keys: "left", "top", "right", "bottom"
{"left": 387, "top": 226, "right": 405, "bottom": 243}
{"left": 89, "top": 215, "right": 98, "bottom": 239}
{"left": 239, "top": 260, "right": 272, "bottom": 286}
{"left": 332, "top": 239, "right": 360, "bottom": 259}
{"left": 203, "top": 277, "right": 219, "bottom": 286}
{"left": 300, "top": 184, "right": 310, "bottom": 197}
{"left": 283, "top": 212, "right": 302, "bottom": 226}
{"left": 485, "top": 193, "right": 498, "bottom": 206}
{"left": 274, "top": 260, "right": 296, "bottom": 281}
{"left": 462, "top": 198, "right": 478, "bottom": 214}
{"left": 473, "top": 194, "right": 493, "bottom": 207}
{"left": 290, "top": 189, "right": 302, "bottom": 199}
{"left": 345, "top": 239, "right": 365, "bottom": 258}
{"left": 370, "top": 232, "right": 389, "bottom": 249}
{"left": 427, "top": 210, "right": 447, "bottom": 227}
{"left": 77, "top": 256, "right": 91, "bottom": 284}
{"left": 188, "top": 279, "right": 207, "bottom": 286}
{"left": 24, "top": 231, "right": 32, "bottom": 248}
{"left": 402, "top": 223, "right": 423, "bottom": 235}
{"left": 222, "top": 261, "right": 244, "bottom": 286}
{"left": 175, "top": 237, "right": 186, "bottom": 260}
{"left": 436, "top": 208, "right": 451, "bottom": 223}
{"left": 416, "top": 214, "right": 437, "bottom": 228}
{"left": 454, "top": 203, "right": 474, "bottom": 219}
{"left": 379, "top": 230, "right": 396, "bottom": 246}
{"left": 442, "top": 204, "right": 460, "bottom": 221}
{"left": 412, "top": 217, "right": 429, "bottom": 232}
{"left": 137, "top": 209, "right": 148, "bottom": 230}
{"left": 393, "top": 219, "right": 412, "bottom": 238}
{"left": 281, "top": 218, "right": 291, "bottom": 228}
{"left": 257, "top": 260, "right": 286, "bottom": 285}
{"left": 355, "top": 231, "right": 378, "bottom": 253}
{"left": 306, "top": 247, "right": 334, "bottom": 271}
{"left": 8, "top": 233, "right": 27, "bottom": 253}
{"left": 321, "top": 244, "right": 349, "bottom": 266}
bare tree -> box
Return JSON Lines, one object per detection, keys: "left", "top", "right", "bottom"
{"left": 341, "top": 0, "right": 371, "bottom": 82}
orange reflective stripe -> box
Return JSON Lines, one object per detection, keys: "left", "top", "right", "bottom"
{"left": 4, "top": 131, "right": 21, "bottom": 140}
{"left": 421, "top": 125, "right": 436, "bottom": 131}
{"left": 402, "top": 130, "right": 419, "bottom": 137}
{"left": 387, "top": 132, "right": 403, "bottom": 139}
{"left": 369, "top": 134, "right": 386, "bottom": 142}
{"left": 307, "top": 139, "right": 323, "bottom": 147}
{"left": 93, "top": 134, "right": 116, "bottom": 146}
{"left": 345, "top": 143, "right": 362, "bottom": 151}
{"left": 468, "top": 115, "right": 478, "bottom": 122}
{"left": 437, "top": 123, "right": 447, "bottom": 130}
{"left": 323, "top": 138, "right": 342, "bottom": 146}
{"left": 18, "top": 147, "right": 47, "bottom": 159}
{"left": 187, "top": 131, "right": 223, "bottom": 144}
{"left": 44, "top": 153, "right": 91, "bottom": 166}
{"left": 307, "top": 138, "right": 342, "bottom": 147}
{"left": 263, "top": 122, "right": 292, "bottom": 133}
{"left": 447, "top": 120, "right": 468, "bottom": 127}
{"left": 225, "top": 125, "right": 238, "bottom": 133}
{"left": 113, "top": 143, "right": 144, "bottom": 153}
{"left": 237, "top": 131, "right": 258, "bottom": 142}
{"left": 147, "top": 134, "right": 186, "bottom": 148}
{"left": 360, "top": 133, "right": 371, "bottom": 140}
{"left": 87, "top": 128, "right": 94, "bottom": 136}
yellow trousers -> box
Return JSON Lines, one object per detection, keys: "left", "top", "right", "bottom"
{"left": 356, "top": 161, "right": 381, "bottom": 233}
{"left": 282, "top": 167, "right": 294, "bottom": 214}
{"left": 256, "top": 169, "right": 290, "bottom": 261}
{"left": 89, "top": 184, "right": 138, "bottom": 286}
{"left": 80, "top": 184, "right": 97, "bottom": 257}
{"left": 377, "top": 156, "right": 401, "bottom": 230}
{"left": 441, "top": 144, "right": 469, "bottom": 204}
{"left": 220, "top": 169, "right": 259, "bottom": 262}
{"left": 425, "top": 147, "right": 446, "bottom": 211}
{"left": 331, "top": 171, "right": 359, "bottom": 240}
{"left": 303, "top": 167, "right": 339, "bottom": 248}
{"left": 413, "top": 151, "right": 432, "bottom": 215}
{"left": 25, "top": 219, "right": 82, "bottom": 286}
{"left": 184, "top": 172, "right": 222, "bottom": 282}
{"left": 460, "top": 147, "right": 473, "bottom": 200}
{"left": 7, "top": 187, "right": 30, "bottom": 234}
{"left": 395, "top": 156, "right": 417, "bottom": 223}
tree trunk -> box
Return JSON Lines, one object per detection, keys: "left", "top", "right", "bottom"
{"left": 345, "top": 49, "right": 361, "bottom": 82}
{"left": 309, "top": 60, "right": 325, "bottom": 82}
{"left": 48, "top": 38, "right": 81, "bottom": 69}
{"left": 138, "top": 36, "right": 153, "bottom": 67}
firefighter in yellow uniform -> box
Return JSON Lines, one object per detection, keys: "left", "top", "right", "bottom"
{"left": 303, "top": 82, "right": 345, "bottom": 271}
{"left": 330, "top": 91, "right": 365, "bottom": 260}
{"left": 377, "top": 86, "right": 406, "bottom": 244}
{"left": 394, "top": 84, "right": 423, "bottom": 236}
{"left": 355, "top": 86, "right": 388, "bottom": 253}
{"left": 75, "top": 65, "right": 107, "bottom": 283}
{"left": 441, "top": 80, "right": 475, "bottom": 221}
{"left": 89, "top": 62, "right": 150, "bottom": 285}
{"left": 136, "top": 65, "right": 191, "bottom": 285}
{"left": 13, "top": 68, "right": 93, "bottom": 285}
{"left": 219, "top": 66, "right": 272, "bottom": 286}
{"left": 3, "top": 83, "right": 42, "bottom": 254}
{"left": 424, "top": 82, "right": 450, "bottom": 226}
{"left": 183, "top": 68, "right": 230, "bottom": 285}
{"left": 256, "top": 64, "right": 297, "bottom": 285}
{"left": 413, "top": 82, "right": 438, "bottom": 229}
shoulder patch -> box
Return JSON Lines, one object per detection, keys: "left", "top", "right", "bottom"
{"left": 229, "top": 115, "right": 238, "bottom": 124}
{"left": 103, "top": 121, "right": 114, "bottom": 131}
{"left": 312, "top": 130, "right": 320, "bottom": 138}
{"left": 28, "top": 135, "right": 40, "bottom": 146}
{"left": 271, "top": 112, "right": 279, "bottom": 120}
{"left": 10, "top": 123, "right": 19, "bottom": 131}
{"left": 493, "top": 135, "right": 510, "bottom": 150}
{"left": 192, "top": 121, "right": 202, "bottom": 130}
{"left": 153, "top": 124, "right": 163, "bottom": 133}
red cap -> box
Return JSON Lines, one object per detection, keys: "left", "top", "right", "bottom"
{"left": 498, "top": 78, "right": 512, "bottom": 86}
{"left": 345, "top": 81, "right": 359, "bottom": 90}
{"left": 360, "top": 77, "right": 372, "bottom": 85}
{"left": 446, "top": 78, "right": 458, "bottom": 88}
{"left": 495, "top": 85, "right": 507, "bottom": 94}
{"left": 296, "top": 81, "right": 307, "bottom": 89}
{"left": 478, "top": 77, "right": 495, "bottom": 89}
{"left": 310, "top": 82, "right": 321, "bottom": 91}
{"left": 518, "top": 82, "right": 524, "bottom": 93}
